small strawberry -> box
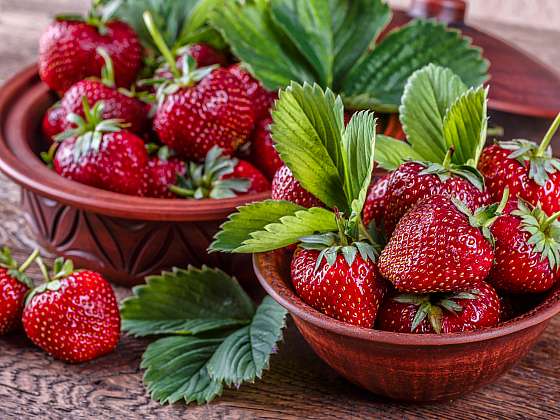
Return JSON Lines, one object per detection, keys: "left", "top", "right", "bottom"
{"left": 42, "top": 104, "right": 66, "bottom": 142}
{"left": 177, "top": 43, "right": 228, "bottom": 69}
{"left": 228, "top": 64, "right": 277, "bottom": 121}
{"left": 0, "top": 248, "right": 39, "bottom": 334}
{"left": 376, "top": 282, "right": 501, "bottom": 334}
{"left": 478, "top": 113, "right": 560, "bottom": 215}
{"left": 362, "top": 174, "right": 390, "bottom": 228}
{"left": 39, "top": 7, "right": 142, "bottom": 94}
{"left": 378, "top": 194, "right": 503, "bottom": 293}
{"left": 22, "top": 257, "right": 120, "bottom": 363}
{"left": 488, "top": 198, "right": 560, "bottom": 294}
{"left": 272, "top": 165, "right": 323, "bottom": 208}
{"left": 222, "top": 160, "right": 270, "bottom": 194}
{"left": 144, "top": 147, "right": 186, "bottom": 199}
{"left": 249, "top": 117, "right": 282, "bottom": 179}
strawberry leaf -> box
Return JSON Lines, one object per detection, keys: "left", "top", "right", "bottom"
{"left": 341, "top": 20, "right": 488, "bottom": 112}
{"left": 120, "top": 266, "right": 255, "bottom": 337}
{"left": 374, "top": 135, "right": 424, "bottom": 170}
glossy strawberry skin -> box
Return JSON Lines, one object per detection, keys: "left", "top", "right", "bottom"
{"left": 378, "top": 194, "right": 494, "bottom": 293}
{"left": 222, "top": 160, "right": 270, "bottom": 194}
{"left": 362, "top": 174, "right": 390, "bottom": 227}
{"left": 42, "top": 104, "right": 66, "bottom": 142}
{"left": 39, "top": 20, "right": 142, "bottom": 94}
{"left": 0, "top": 268, "right": 30, "bottom": 335}
{"left": 145, "top": 157, "right": 186, "bottom": 198}
{"left": 228, "top": 64, "right": 277, "bottom": 121}
{"left": 22, "top": 271, "right": 120, "bottom": 363}
{"left": 183, "top": 43, "right": 228, "bottom": 68}
{"left": 154, "top": 68, "right": 255, "bottom": 161}
{"left": 488, "top": 209, "right": 559, "bottom": 294}
{"left": 249, "top": 117, "right": 282, "bottom": 180}
{"left": 383, "top": 162, "right": 491, "bottom": 235}
{"left": 271, "top": 165, "right": 323, "bottom": 208}
{"left": 376, "top": 282, "right": 501, "bottom": 334}
{"left": 291, "top": 249, "right": 386, "bottom": 327}
{"left": 60, "top": 80, "right": 149, "bottom": 135}
{"left": 479, "top": 144, "right": 560, "bottom": 216}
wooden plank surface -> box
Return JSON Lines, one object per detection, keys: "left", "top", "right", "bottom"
{"left": 0, "top": 1, "right": 559, "bottom": 418}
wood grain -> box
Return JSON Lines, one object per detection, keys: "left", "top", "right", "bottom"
{"left": 0, "top": 1, "right": 558, "bottom": 418}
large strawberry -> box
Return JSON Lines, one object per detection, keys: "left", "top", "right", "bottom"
{"left": 0, "top": 248, "right": 39, "bottom": 335}
{"left": 272, "top": 165, "right": 323, "bottom": 208}
{"left": 488, "top": 198, "right": 560, "bottom": 294}
{"left": 378, "top": 194, "right": 502, "bottom": 293}
{"left": 249, "top": 117, "right": 282, "bottom": 180}
{"left": 39, "top": 8, "right": 142, "bottom": 94}
{"left": 376, "top": 282, "right": 501, "bottom": 334}
{"left": 22, "top": 258, "right": 120, "bottom": 363}
{"left": 478, "top": 114, "right": 560, "bottom": 215}
{"left": 228, "top": 64, "right": 277, "bottom": 121}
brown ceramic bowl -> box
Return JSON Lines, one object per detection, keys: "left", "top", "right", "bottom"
{"left": 0, "top": 66, "right": 270, "bottom": 286}
{"left": 254, "top": 250, "right": 560, "bottom": 402}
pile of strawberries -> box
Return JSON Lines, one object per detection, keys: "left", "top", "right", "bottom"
{"left": 39, "top": 8, "right": 279, "bottom": 198}
{"left": 0, "top": 247, "right": 120, "bottom": 362}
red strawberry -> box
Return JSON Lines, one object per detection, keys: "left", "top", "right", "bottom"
{"left": 478, "top": 114, "right": 560, "bottom": 215}
{"left": 376, "top": 282, "right": 501, "bottom": 334}
{"left": 488, "top": 199, "right": 560, "bottom": 294}
{"left": 291, "top": 247, "right": 386, "bottom": 328}
{"left": 22, "top": 258, "right": 120, "bottom": 363}
{"left": 249, "top": 117, "right": 282, "bottom": 179}
{"left": 39, "top": 17, "right": 142, "bottom": 94}
{"left": 362, "top": 174, "right": 390, "bottom": 227}
{"left": 42, "top": 104, "right": 66, "bottom": 142}
{"left": 222, "top": 160, "right": 270, "bottom": 194}
{"left": 145, "top": 155, "right": 186, "bottom": 199}
{"left": 0, "top": 248, "right": 38, "bottom": 334}
{"left": 178, "top": 43, "right": 228, "bottom": 69}
{"left": 272, "top": 165, "right": 323, "bottom": 208}
{"left": 228, "top": 64, "right": 277, "bottom": 121}
{"left": 378, "top": 194, "right": 498, "bottom": 293}
{"left": 383, "top": 160, "right": 490, "bottom": 235}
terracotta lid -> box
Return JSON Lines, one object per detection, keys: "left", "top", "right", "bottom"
{"left": 390, "top": 0, "right": 560, "bottom": 119}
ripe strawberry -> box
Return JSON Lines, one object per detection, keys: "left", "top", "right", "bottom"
{"left": 488, "top": 199, "right": 560, "bottom": 294}
{"left": 249, "top": 117, "right": 282, "bottom": 179}
{"left": 22, "top": 258, "right": 120, "bottom": 363}
{"left": 362, "top": 174, "right": 390, "bottom": 227}
{"left": 376, "top": 282, "right": 501, "bottom": 334}
{"left": 177, "top": 43, "right": 228, "bottom": 69}
{"left": 222, "top": 160, "right": 270, "bottom": 194}
{"left": 378, "top": 194, "right": 499, "bottom": 293}
{"left": 478, "top": 114, "right": 560, "bottom": 215}
{"left": 272, "top": 165, "right": 323, "bottom": 208}
{"left": 0, "top": 248, "right": 39, "bottom": 334}
{"left": 145, "top": 155, "right": 186, "bottom": 199}
{"left": 39, "top": 16, "right": 142, "bottom": 94}
{"left": 383, "top": 159, "right": 490, "bottom": 235}
{"left": 291, "top": 243, "right": 386, "bottom": 327}
{"left": 42, "top": 104, "right": 66, "bottom": 142}
{"left": 228, "top": 64, "right": 277, "bottom": 121}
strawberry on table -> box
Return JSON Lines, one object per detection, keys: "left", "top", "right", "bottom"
{"left": 228, "top": 64, "right": 277, "bottom": 121}
{"left": 249, "top": 117, "right": 283, "bottom": 180}
{"left": 376, "top": 282, "right": 501, "bottom": 334}
{"left": 272, "top": 165, "right": 323, "bottom": 208}
{"left": 22, "top": 258, "right": 120, "bottom": 363}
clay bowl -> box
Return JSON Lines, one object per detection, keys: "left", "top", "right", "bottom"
{"left": 0, "top": 66, "right": 270, "bottom": 286}
{"left": 254, "top": 250, "right": 560, "bottom": 402}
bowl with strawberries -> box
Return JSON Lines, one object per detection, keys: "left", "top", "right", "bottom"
{"left": 212, "top": 65, "right": 560, "bottom": 401}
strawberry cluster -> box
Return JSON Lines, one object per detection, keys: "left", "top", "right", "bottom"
{"left": 38, "top": 8, "right": 278, "bottom": 199}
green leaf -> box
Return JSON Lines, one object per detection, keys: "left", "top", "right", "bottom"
{"left": 331, "top": 0, "right": 391, "bottom": 89}
{"left": 271, "top": 82, "right": 347, "bottom": 210}
{"left": 176, "top": 0, "right": 222, "bottom": 46}
{"left": 210, "top": 200, "right": 306, "bottom": 252}
{"left": 141, "top": 336, "right": 224, "bottom": 404}
{"left": 374, "top": 135, "right": 424, "bottom": 170}
{"left": 207, "top": 297, "right": 287, "bottom": 385}
{"left": 270, "top": 0, "right": 333, "bottom": 87}
{"left": 341, "top": 19, "right": 489, "bottom": 112}
{"left": 399, "top": 64, "right": 468, "bottom": 163}
{"left": 443, "top": 86, "right": 489, "bottom": 167}
{"left": 121, "top": 266, "right": 255, "bottom": 337}
{"left": 210, "top": 0, "right": 315, "bottom": 90}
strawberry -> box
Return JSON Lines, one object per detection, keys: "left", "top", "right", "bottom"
{"left": 478, "top": 114, "right": 560, "bottom": 215}
{"left": 22, "top": 258, "right": 120, "bottom": 363}
{"left": 177, "top": 43, "right": 228, "bottom": 69}
{"left": 378, "top": 194, "right": 501, "bottom": 293}
{"left": 222, "top": 160, "right": 270, "bottom": 194}
{"left": 376, "top": 282, "right": 501, "bottom": 334}
{"left": 362, "top": 174, "right": 390, "bottom": 228}
{"left": 42, "top": 104, "right": 66, "bottom": 142}
{"left": 382, "top": 158, "right": 491, "bottom": 235}
{"left": 228, "top": 64, "right": 277, "bottom": 121}
{"left": 39, "top": 12, "right": 142, "bottom": 94}
{"left": 0, "top": 248, "right": 39, "bottom": 334}
{"left": 53, "top": 99, "right": 149, "bottom": 196}
{"left": 249, "top": 117, "right": 282, "bottom": 179}
{"left": 488, "top": 198, "right": 560, "bottom": 294}
{"left": 272, "top": 165, "right": 323, "bottom": 208}
{"left": 145, "top": 152, "right": 187, "bottom": 199}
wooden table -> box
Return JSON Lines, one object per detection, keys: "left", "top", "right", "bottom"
{"left": 0, "top": 1, "right": 559, "bottom": 418}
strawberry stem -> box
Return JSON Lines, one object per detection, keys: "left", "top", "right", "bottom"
{"left": 543, "top": 210, "right": 560, "bottom": 230}
{"left": 18, "top": 249, "right": 40, "bottom": 273}
{"left": 497, "top": 188, "right": 510, "bottom": 215}
{"left": 537, "top": 112, "right": 560, "bottom": 157}
{"left": 442, "top": 148, "right": 454, "bottom": 168}
{"left": 97, "top": 47, "right": 115, "bottom": 88}
{"left": 143, "top": 11, "right": 179, "bottom": 78}
{"left": 35, "top": 257, "right": 51, "bottom": 283}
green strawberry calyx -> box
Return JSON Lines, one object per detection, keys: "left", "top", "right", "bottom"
{"left": 0, "top": 247, "right": 39, "bottom": 289}
{"left": 55, "top": 0, "right": 118, "bottom": 35}
{"left": 169, "top": 146, "right": 250, "bottom": 200}
{"left": 499, "top": 112, "right": 560, "bottom": 187}
{"left": 394, "top": 290, "right": 480, "bottom": 334}
{"left": 25, "top": 257, "right": 75, "bottom": 306}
